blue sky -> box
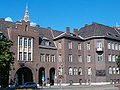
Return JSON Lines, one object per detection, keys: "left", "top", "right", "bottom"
{"left": 0, "top": 0, "right": 120, "bottom": 32}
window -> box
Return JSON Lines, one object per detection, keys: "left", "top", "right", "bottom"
{"left": 18, "top": 36, "right": 33, "bottom": 61}
{"left": 78, "top": 67, "right": 82, "bottom": 75}
{"left": 87, "top": 55, "right": 91, "bottom": 62}
{"left": 68, "top": 68, "right": 73, "bottom": 75}
{"left": 78, "top": 55, "right": 82, "bottom": 62}
{"left": 88, "top": 67, "right": 92, "bottom": 75}
{"left": 116, "top": 68, "right": 120, "bottom": 74}
{"left": 23, "top": 52, "right": 27, "bottom": 61}
{"left": 112, "top": 43, "right": 114, "bottom": 50}
{"left": 28, "top": 39, "right": 31, "bottom": 47}
{"left": 113, "top": 67, "right": 116, "bottom": 74}
{"left": 45, "top": 41, "right": 50, "bottom": 46}
{"left": 46, "top": 54, "right": 50, "bottom": 62}
{"left": 58, "top": 42, "right": 62, "bottom": 49}
{"left": 68, "top": 41, "right": 72, "bottom": 49}
{"left": 119, "top": 44, "right": 120, "bottom": 50}
{"left": 87, "top": 42, "right": 90, "bottom": 50}
{"left": 112, "top": 55, "right": 115, "bottom": 62}
{"left": 19, "top": 38, "right": 22, "bottom": 47}
{"left": 59, "top": 54, "right": 62, "bottom": 62}
{"left": 73, "top": 68, "right": 78, "bottom": 75}
{"left": 51, "top": 55, "right": 55, "bottom": 62}
{"left": 19, "top": 52, "right": 22, "bottom": 60}
{"left": 115, "top": 55, "right": 118, "bottom": 62}
{"left": 115, "top": 43, "right": 118, "bottom": 50}
{"left": 68, "top": 54, "right": 72, "bottom": 62}
{"left": 108, "top": 54, "right": 111, "bottom": 62}
{"left": 97, "top": 41, "right": 102, "bottom": 49}
{"left": 58, "top": 67, "right": 62, "bottom": 75}
{"left": 109, "top": 67, "right": 112, "bottom": 74}
{"left": 24, "top": 38, "right": 27, "bottom": 48}
{"left": 40, "top": 54, "right": 45, "bottom": 62}
{"left": 28, "top": 53, "right": 31, "bottom": 61}
{"left": 98, "top": 54, "right": 103, "bottom": 61}
{"left": 78, "top": 43, "right": 81, "bottom": 50}
{"left": 108, "top": 42, "right": 111, "bottom": 49}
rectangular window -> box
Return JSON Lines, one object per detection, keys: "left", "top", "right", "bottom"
{"left": 87, "top": 42, "right": 90, "bottom": 50}
{"left": 108, "top": 54, "right": 111, "bottom": 62}
{"left": 40, "top": 54, "right": 45, "bottom": 62}
{"left": 24, "top": 38, "right": 27, "bottom": 48}
{"left": 97, "top": 41, "right": 102, "bottom": 49}
{"left": 68, "top": 41, "right": 72, "bottom": 49}
{"left": 46, "top": 54, "right": 50, "bottom": 62}
{"left": 78, "top": 43, "right": 81, "bottom": 50}
{"left": 87, "top": 55, "right": 91, "bottom": 62}
{"left": 98, "top": 54, "right": 103, "bottom": 61}
{"left": 115, "top": 43, "right": 118, "bottom": 50}
{"left": 119, "top": 44, "right": 120, "bottom": 50}
{"left": 78, "top": 55, "right": 82, "bottom": 62}
{"left": 112, "top": 43, "right": 114, "bottom": 50}
{"left": 23, "top": 52, "right": 27, "bottom": 61}
{"left": 28, "top": 38, "right": 31, "bottom": 47}
{"left": 108, "top": 42, "right": 111, "bottom": 49}
{"left": 58, "top": 42, "right": 62, "bottom": 49}
{"left": 112, "top": 55, "right": 115, "bottom": 62}
{"left": 28, "top": 53, "right": 31, "bottom": 61}
{"left": 68, "top": 54, "right": 72, "bottom": 62}
{"left": 19, "top": 38, "right": 22, "bottom": 47}
{"left": 19, "top": 52, "right": 22, "bottom": 60}
{"left": 51, "top": 55, "right": 55, "bottom": 62}
{"left": 59, "top": 54, "right": 62, "bottom": 62}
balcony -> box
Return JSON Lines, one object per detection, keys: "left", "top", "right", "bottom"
{"left": 96, "top": 48, "right": 103, "bottom": 53}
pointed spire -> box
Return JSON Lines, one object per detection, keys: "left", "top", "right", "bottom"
{"left": 24, "top": 3, "right": 30, "bottom": 22}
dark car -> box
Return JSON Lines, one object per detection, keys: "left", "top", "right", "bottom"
{"left": 15, "top": 82, "right": 37, "bottom": 89}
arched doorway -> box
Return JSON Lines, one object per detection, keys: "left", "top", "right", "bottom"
{"left": 49, "top": 68, "right": 55, "bottom": 85}
{"left": 39, "top": 67, "right": 45, "bottom": 85}
{"left": 14, "top": 67, "right": 33, "bottom": 85}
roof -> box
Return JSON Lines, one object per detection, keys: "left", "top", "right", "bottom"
{"left": 79, "top": 22, "right": 120, "bottom": 41}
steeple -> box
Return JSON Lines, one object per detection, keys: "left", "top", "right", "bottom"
{"left": 24, "top": 3, "right": 30, "bottom": 22}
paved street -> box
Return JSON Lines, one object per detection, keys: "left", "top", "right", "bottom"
{"left": 43, "top": 85, "right": 119, "bottom": 90}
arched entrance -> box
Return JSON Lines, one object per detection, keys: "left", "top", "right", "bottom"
{"left": 14, "top": 67, "right": 33, "bottom": 85}
{"left": 49, "top": 68, "right": 55, "bottom": 85}
{"left": 39, "top": 67, "right": 45, "bottom": 85}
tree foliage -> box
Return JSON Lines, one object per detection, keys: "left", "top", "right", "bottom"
{"left": 0, "top": 38, "right": 14, "bottom": 87}
{"left": 116, "top": 55, "right": 120, "bottom": 68}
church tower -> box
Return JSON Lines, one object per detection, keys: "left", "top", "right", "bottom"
{"left": 24, "top": 3, "right": 30, "bottom": 22}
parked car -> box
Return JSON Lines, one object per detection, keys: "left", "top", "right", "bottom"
{"left": 15, "top": 82, "right": 37, "bottom": 89}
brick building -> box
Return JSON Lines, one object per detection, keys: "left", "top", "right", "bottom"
{"left": 0, "top": 6, "right": 120, "bottom": 86}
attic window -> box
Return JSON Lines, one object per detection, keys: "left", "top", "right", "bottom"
{"left": 115, "top": 35, "right": 118, "bottom": 37}
{"left": 107, "top": 33, "right": 112, "bottom": 36}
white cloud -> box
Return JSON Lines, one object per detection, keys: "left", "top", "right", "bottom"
{"left": 30, "top": 22, "right": 37, "bottom": 26}
{"left": 5, "top": 17, "right": 13, "bottom": 22}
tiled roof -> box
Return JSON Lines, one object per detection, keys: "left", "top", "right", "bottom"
{"left": 79, "top": 22, "right": 120, "bottom": 40}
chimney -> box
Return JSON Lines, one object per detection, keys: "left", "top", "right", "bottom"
{"left": 74, "top": 29, "right": 78, "bottom": 35}
{"left": 85, "top": 24, "right": 89, "bottom": 27}
{"left": 47, "top": 27, "right": 51, "bottom": 30}
{"left": 36, "top": 25, "right": 40, "bottom": 28}
{"left": 92, "top": 22, "right": 97, "bottom": 25}
{"left": 66, "top": 27, "right": 70, "bottom": 34}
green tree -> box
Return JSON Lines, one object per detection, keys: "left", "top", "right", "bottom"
{"left": 0, "top": 38, "right": 14, "bottom": 88}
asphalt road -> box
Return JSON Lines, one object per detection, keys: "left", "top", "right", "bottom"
{"left": 43, "top": 85, "right": 119, "bottom": 90}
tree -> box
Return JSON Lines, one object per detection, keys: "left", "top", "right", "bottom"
{"left": 116, "top": 55, "right": 120, "bottom": 68}
{"left": 0, "top": 37, "right": 14, "bottom": 88}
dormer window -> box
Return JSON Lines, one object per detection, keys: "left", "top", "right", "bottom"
{"left": 45, "top": 41, "right": 50, "bottom": 46}
{"left": 42, "top": 37, "right": 50, "bottom": 46}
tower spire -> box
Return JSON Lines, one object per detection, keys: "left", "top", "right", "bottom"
{"left": 24, "top": 3, "right": 30, "bottom": 22}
